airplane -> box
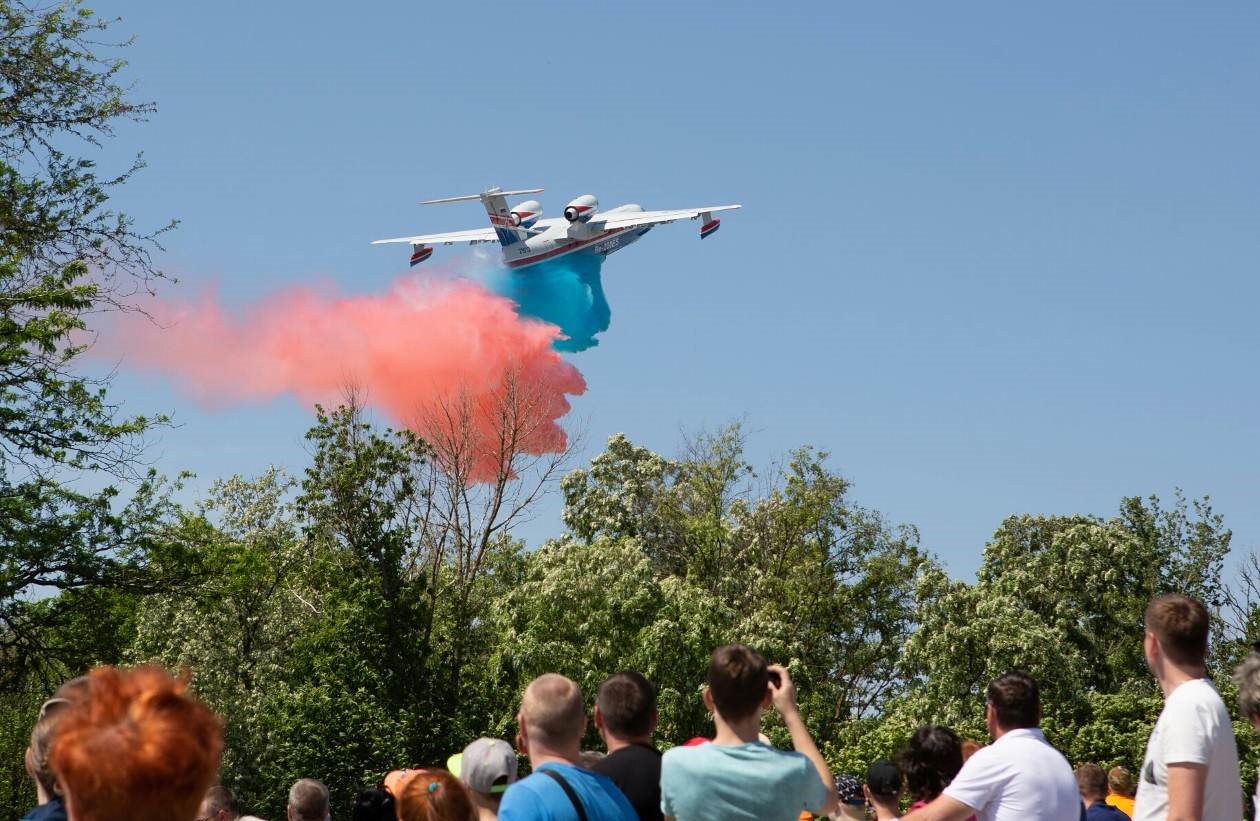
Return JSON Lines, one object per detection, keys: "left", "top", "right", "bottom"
{"left": 372, "top": 187, "right": 741, "bottom": 271}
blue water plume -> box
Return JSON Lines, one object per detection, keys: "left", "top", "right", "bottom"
{"left": 482, "top": 253, "right": 611, "bottom": 353}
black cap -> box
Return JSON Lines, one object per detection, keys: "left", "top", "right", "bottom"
{"left": 866, "top": 759, "right": 902, "bottom": 798}
{"left": 834, "top": 773, "right": 865, "bottom": 806}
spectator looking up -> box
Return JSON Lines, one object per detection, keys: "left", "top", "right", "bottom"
{"left": 901, "top": 671, "right": 1080, "bottom": 821}
{"left": 864, "top": 760, "right": 904, "bottom": 821}
{"left": 396, "top": 770, "right": 477, "bottom": 821}
{"left": 449, "top": 737, "right": 518, "bottom": 820}
{"left": 1234, "top": 644, "right": 1260, "bottom": 816}
{"left": 48, "top": 665, "right": 223, "bottom": 821}
{"left": 1104, "top": 768, "right": 1135, "bottom": 819}
{"left": 288, "top": 779, "right": 330, "bottom": 821}
{"left": 197, "top": 785, "right": 268, "bottom": 821}
{"left": 591, "top": 671, "right": 664, "bottom": 821}
{"left": 21, "top": 677, "right": 88, "bottom": 821}
{"left": 1076, "top": 764, "right": 1129, "bottom": 821}
{"left": 659, "top": 644, "right": 839, "bottom": 821}
{"left": 900, "top": 725, "right": 965, "bottom": 811}
{"left": 497, "top": 673, "right": 637, "bottom": 821}
{"left": 830, "top": 774, "right": 866, "bottom": 821}
{"left": 1133, "top": 594, "right": 1241, "bottom": 821}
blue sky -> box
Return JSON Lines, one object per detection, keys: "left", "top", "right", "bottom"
{"left": 97, "top": 1, "right": 1259, "bottom": 577}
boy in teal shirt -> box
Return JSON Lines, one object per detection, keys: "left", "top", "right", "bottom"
{"left": 660, "top": 645, "right": 838, "bottom": 821}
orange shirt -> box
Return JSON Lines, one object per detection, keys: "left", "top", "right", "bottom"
{"left": 1106, "top": 793, "right": 1135, "bottom": 818}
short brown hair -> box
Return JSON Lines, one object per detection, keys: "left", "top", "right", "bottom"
{"left": 49, "top": 665, "right": 223, "bottom": 821}
{"left": 986, "top": 671, "right": 1039, "bottom": 729}
{"left": 596, "top": 671, "right": 657, "bottom": 739}
{"left": 397, "top": 770, "right": 476, "bottom": 821}
{"left": 707, "top": 644, "right": 769, "bottom": 721}
{"left": 520, "top": 674, "right": 585, "bottom": 747}
{"left": 1075, "top": 763, "right": 1108, "bottom": 800}
{"left": 1145, "top": 594, "right": 1209, "bottom": 666}
{"left": 1108, "top": 766, "right": 1135, "bottom": 797}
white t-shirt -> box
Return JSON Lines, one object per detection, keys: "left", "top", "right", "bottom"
{"left": 942, "top": 727, "right": 1080, "bottom": 821}
{"left": 1131, "top": 678, "right": 1242, "bottom": 821}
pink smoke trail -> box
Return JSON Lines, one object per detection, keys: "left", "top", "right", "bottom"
{"left": 104, "top": 275, "right": 585, "bottom": 477}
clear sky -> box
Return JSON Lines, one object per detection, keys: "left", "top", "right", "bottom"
{"left": 95, "top": 1, "right": 1259, "bottom": 577}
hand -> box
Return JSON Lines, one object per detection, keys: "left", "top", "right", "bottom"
{"left": 767, "top": 664, "right": 798, "bottom": 715}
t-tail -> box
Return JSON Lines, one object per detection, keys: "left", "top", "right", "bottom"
{"left": 421, "top": 186, "right": 544, "bottom": 248}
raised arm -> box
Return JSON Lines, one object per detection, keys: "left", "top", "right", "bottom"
{"left": 769, "top": 664, "right": 839, "bottom": 817}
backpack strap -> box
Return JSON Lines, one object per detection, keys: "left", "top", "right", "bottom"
{"left": 540, "top": 767, "right": 589, "bottom": 821}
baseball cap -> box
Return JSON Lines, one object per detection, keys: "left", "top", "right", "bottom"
{"left": 447, "top": 737, "right": 517, "bottom": 795}
{"left": 866, "top": 759, "right": 902, "bottom": 798}
{"left": 834, "top": 773, "right": 865, "bottom": 806}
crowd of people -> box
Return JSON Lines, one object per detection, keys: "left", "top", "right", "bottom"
{"left": 16, "top": 593, "right": 1260, "bottom": 821}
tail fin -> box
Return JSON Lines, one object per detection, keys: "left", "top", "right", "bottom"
{"left": 423, "top": 187, "right": 544, "bottom": 248}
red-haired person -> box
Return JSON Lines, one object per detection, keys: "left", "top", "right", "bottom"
{"left": 391, "top": 770, "right": 477, "bottom": 821}
{"left": 48, "top": 665, "right": 223, "bottom": 821}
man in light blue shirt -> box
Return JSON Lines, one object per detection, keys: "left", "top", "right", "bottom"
{"left": 499, "top": 673, "right": 637, "bottom": 821}
{"left": 660, "top": 644, "right": 838, "bottom": 821}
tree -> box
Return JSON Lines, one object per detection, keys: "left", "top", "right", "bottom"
{"left": 543, "top": 426, "right": 935, "bottom": 748}
{"left": 1, "top": 0, "right": 172, "bottom": 691}
{"left": 897, "top": 494, "right": 1231, "bottom": 754}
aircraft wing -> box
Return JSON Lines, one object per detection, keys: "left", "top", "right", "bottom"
{"left": 371, "top": 227, "right": 501, "bottom": 246}
{"left": 586, "top": 204, "right": 741, "bottom": 231}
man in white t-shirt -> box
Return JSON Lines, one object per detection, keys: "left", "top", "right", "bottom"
{"left": 1132, "top": 594, "right": 1241, "bottom": 821}
{"left": 901, "top": 671, "right": 1080, "bottom": 821}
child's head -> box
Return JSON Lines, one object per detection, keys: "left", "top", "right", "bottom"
{"left": 705, "top": 644, "right": 770, "bottom": 722}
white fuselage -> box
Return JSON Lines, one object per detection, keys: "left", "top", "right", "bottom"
{"left": 499, "top": 204, "right": 651, "bottom": 270}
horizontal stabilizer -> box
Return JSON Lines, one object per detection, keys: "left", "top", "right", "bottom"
{"left": 422, "top": 187, "right": 544, "bottom": 205}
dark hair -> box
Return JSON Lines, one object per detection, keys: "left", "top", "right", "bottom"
{"left": 1146, "top": 594, "right": 1209, "bottom": 667}
{"left": 898, "top": 725, "right": 963, "bottom": 803}
{"left": 352, "top": 788, "right": 397, "bottom": 821}
{"left": 597, "top": 671, "right": 657, "bottom": 739}
{"left": 203, "top": 785, "right": 241, "bottom": 816}
{"left": 707, "top": 645, "right": 769, "bottom": 721}
{"left": 986, "top": 671, "right": 1039, "bottom": 729}
{"left": 1075, "top": 763, "right": 1108, "bottom": 800}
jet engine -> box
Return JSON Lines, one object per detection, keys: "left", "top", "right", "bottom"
{"left": 509, "top": 200, "right": 542, "bottom": 228}
{"left": 563, "top": 194, "right": 599, "bottom": 223}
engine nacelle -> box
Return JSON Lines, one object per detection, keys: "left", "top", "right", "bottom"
{"left": 510, "top": 200, "right": 543, "bottom": 228}
{"left": 563, "top": 194, "right": 599, "bottom": 223}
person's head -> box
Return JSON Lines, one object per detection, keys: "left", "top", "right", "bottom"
{"left": 517, "top": 674, "right": 586, "bottom": 759}
{"left": 985, "top": 671, "right": 1040, "bottom": 735}
{"left": 447, "top": 737, "right": 517, "bottom": 805}
{"left": 865, "top": 759, "right": 902, "bottom": 804}
{"left": 898, "top": 725, "right": 963, "bottom": 803}
{"left": 1107, "top": 766, "right": 1135, "bottom": 799}
{"left": 198, "top": 786, "right": 241, "bottom": 821}
{"left": 960, "top": 739, "right": 982, "bottom": 761}
{"left": 48, "top": 665, "right": 223, "bottom": 821}
{"left": 350, "top": 788, "right": 395, "bottom": 821}
{"left": 288, "top": 779, "right": 330, "bottom": 821}
{"left": 832, "top": 774, "right": 866, "bottom": 821}
{"left": 25, "top": 676, "right": 89, "bottom": 804}
{"left": 594, "top": 671, "right": 658, "bottom": 743}
{"left": 1144, "top": 594, "right": 1209, "bottom": 677}
{"left": 1075, "top": 763, "right": 1108, "bottom": 803}
{"left": 396, "top": 770, "right": 476, "bottom": 821}
{"left": 1232, "top": 647, "right": 1260, "bottom": 731}
{"left": 703, "top": 644, "right": 771, "bottom": 723}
